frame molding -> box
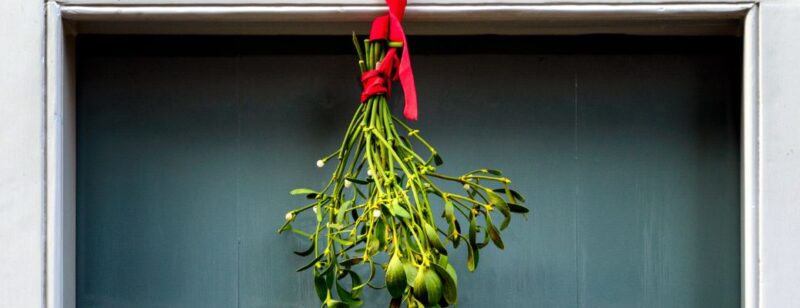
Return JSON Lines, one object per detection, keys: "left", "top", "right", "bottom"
{"left": 60, "top": 3, "right": 754, "bottom": 21}
{"left": 44, "top": 1, "right": 760, "bottom": 307}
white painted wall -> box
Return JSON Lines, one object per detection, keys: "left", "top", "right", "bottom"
{"left": 0, "top": 0, "right": 45, "bottom": 307}
{"left": 760, "top": 1, "right": 800, "bottom": 307}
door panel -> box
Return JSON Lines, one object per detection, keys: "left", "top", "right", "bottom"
{"left": 76, "top": 35, "right": 741, "bottom": 307}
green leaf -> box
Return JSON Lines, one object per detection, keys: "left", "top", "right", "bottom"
{"left": 485, "top": 214, "right": 505, "bottom": 250}
{"left": 336, "top": 200, "right": 353, "bottom": 223}
{"left": 316, "top": 205, "right": 324, "bottom": 223}
{"left": 324, "top": 263, "right": 335, "bottom": 289}
{"left": 485, "top": 169, "right": 503, "bottom": 176}
{"left": 365, "top": 237, "right": 379, "bottom": 257}
{"left": 296, "top": 253, "right": 324, "bottom": 272}
{"left": 500, "top": 215, "right": 511, "bottom": 231}
{"left": 345, "top": 176, "right": 369, "bottom": 185}
{"left": 293, "top": 238, "right": 315, "bottom": 256}
{"left": 467, "top": 216, "right": 479, "bottom": 272}
{"left": 277, "top": 221, "right": 292, "bottom": 234}
{"left": 379, "top": 202, "right": 394, "bottom": 218}
{"left": 375, "top": 218, "right": 387, "bottom": 249}
{"left": 392, "top": 202, "right": 411, "bottom": 219}
{"left": 289, "top": 228, "right": 312, "bottom": 238}
{"left": 404, "top": 231, "right": 421, "bottom": 254}
{"left": 354, "top": 186, "right": 368, "bottom": 200}
{"left": 407, "top": 295, "right": 424, "bottom": 308}
{"left": 478, "top": 228, "right": 491, "bottom": 249}
{"left": 451, "top": 220, "right": 461, "bottom": 249}
{"left": 352, "top": 262, "right": 374, "bottom": 292}
{"left": 445, "top": 263, "right": 458, "bottom": 285}
{"left": 385, "top": 253, "right": 408, "bottom": 298}
{"left": 508, "top": 203, "right": 530, "bottom": 214}
{"left": 446, "top": 221, "right": 458, "bottom": 245}
{"left": 403, "top": 262, "right": 418, "bottom": 286}
{"left": 326, "top": 299, "right": 349, "bottom": 308}
{"left": 412, "top": 267, "right": 443, "bottom": 306}
{"left": 349, "top": 270, "right": 364, "bottom": 297}
{"left": 436, "top": 255, "right": 449, "bottom": 268}
{"left": 433, "top": 153, "right": 444, "bottom": 166}
{"left": 466, "top": 169, "right": 500, "bottom": 176}
{"left": 336, "top": 281, "right": 363, "bottom": 306}
{"left": 290, "top": 188, "right": 317, "bottom": 195}
{"left": 290, "top": 188, "right": 318, "bottom": 199}
{"left": 486, "top": 189, "right": 510, "bottom": 215}
{"left": 431, "top": 263, "right": 458, "bottom": 305}
{"left": 340, "top": 257, "right": 363, "bottom": 268}
{"left": 423, "top": 221, "right": 447, "bottom": 255}
{"left": 466, "top": 240, "right": 478, "bottom": 272}
{"left": 333, "top": 236, "right": 355, "bottom": 246}
{"left": 493, "top": 188, "right": 526, "bottom": 203}
{"left": 443, "top": 199, "right": 454, "bottom": 222}
{"left": 486, "top": 189, "right": 512, "bottom": 230}
{"left": 468, "top": 215, "right": 478, "bottom": 247}
{"left": 442, "top": 200, "right": 460, "bottom": 248}
{"left": 314, "top": 271, "right": 328, "bottom": 302}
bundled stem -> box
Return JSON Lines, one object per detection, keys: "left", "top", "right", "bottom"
{"left": 279, "top": 35, "right": 530, "bottom": 308}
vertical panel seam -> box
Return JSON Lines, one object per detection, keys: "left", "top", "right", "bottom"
{"left": 235, "top": 38, "right": 242, "bottom": 308}
{"left": 573, "top": 71, "right": 581, "bottom": 308}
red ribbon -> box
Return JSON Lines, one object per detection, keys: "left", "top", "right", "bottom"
{"left": 360, "top": 0, "right": 418, "bottom": 121}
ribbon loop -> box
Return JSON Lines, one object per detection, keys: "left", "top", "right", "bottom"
{"left": 359, "top": 0, "right": 418, "bottom": 121}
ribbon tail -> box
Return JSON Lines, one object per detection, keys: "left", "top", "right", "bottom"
{"left": 388, "top": 15, "right": 418, "bottom": 121}
{"left": 399, "top": 47, "right": 417, "bottom": 121}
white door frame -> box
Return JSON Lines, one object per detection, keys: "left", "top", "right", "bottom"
{"left": 45, "top": 1, "right": 760, "bottom": 307}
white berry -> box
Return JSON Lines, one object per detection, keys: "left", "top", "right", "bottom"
{"left": 316, "top": 160, "right": 325, "bottom": 168}
{"left": 285, "top": 211, "right": 295, "bottom": 221}
{"left": 372, "top": 209, "right": 382, "bottom": 218}
{"left": 344, "top": 179, "right": 352, "bottom": 188}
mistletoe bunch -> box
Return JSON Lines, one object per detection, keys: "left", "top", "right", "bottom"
{"left": 278, "top": 35, "right": 529, "bottom": 308}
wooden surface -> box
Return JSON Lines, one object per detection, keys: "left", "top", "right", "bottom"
{"left": 76, "top": 35, "right": 741, "bottom": 307}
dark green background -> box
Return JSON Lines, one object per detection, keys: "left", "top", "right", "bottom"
{"left": 77, "top": 35, "right": 741, "bottom": 307}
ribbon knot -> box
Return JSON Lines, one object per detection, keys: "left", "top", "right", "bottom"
{"left": 360, "top": 49, "right": 399, "bottom": 103}
{"left": 360, "top": 70, "right": 390, "bottom": 102}
{"left": 359, "top": 0, "right": 418, "bottom": 121}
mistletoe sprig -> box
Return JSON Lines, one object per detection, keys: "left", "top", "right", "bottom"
{"left": 278, "top": 35, "right": 530, "bottom": 308}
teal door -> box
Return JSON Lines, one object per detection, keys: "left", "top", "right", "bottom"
{"left": 77, "top": 35, "right": 741, "bottom": 307}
